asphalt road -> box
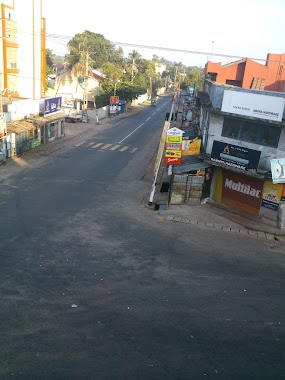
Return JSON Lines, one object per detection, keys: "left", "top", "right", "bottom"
{"left": 0, "top": 95, "right": 285, "bottom": 379}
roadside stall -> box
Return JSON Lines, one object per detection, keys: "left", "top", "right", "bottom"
{"left": 6, "top": 120, "right": 37, "bottom": 156}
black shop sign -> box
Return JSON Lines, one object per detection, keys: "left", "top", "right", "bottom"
{"left": 211, "top": 140, "right": 261, "bottom": 170}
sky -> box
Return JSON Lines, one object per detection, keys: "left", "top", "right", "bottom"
{"left": 42, "top": 0, "right": 285, "bottom": 68}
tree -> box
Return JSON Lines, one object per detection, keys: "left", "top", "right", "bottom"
{"left": 46, "top": 48, "right": 54, "bottom": 72}
{"left": 128, "top": 50, "right": 141, "bottom": 83}
{"left": 101, "top": 62, "right": 124, "bottom": 96}
{"left": 65, "top": 30, "right": 122, "bottom": 70}
{"left": 116, "top": 83, "right": 147, "bottom": 101}
{"left": 180, "top": 67, "right": 205, "bottom": 92}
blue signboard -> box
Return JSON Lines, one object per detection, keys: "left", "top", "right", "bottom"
{"left": 211, "top": 140, "right": 261, "bottom": 170}
{"left": 42, "top": 97, "right": 62, "bottom": 115}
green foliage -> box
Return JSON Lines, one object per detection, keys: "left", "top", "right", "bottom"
{"left": 95, "top": 82, "right": 147, "bottom": 108}
{"left": 116, "top": 83, "right": 147, "bottom": 101}
{"left": 46, "top": 48, "right": 54, "bottom": 69}
{"left": 65, "top": 30, "right": 123, "bottom": 70}
{"left": 133, "top": 72, "right": 147, "bottom": 87}
{"left": 180, "top": 67, "right": 205, "bottom": 92}
{"left": 56, "top": 30, "right": 207, "bottom": 106}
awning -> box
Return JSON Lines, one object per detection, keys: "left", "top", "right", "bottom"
{"left": 6, "top": 120, "right": 36, "bottom": 134}
{"left": 30, "top": 111, "right": 66, "bottom": 126}
{"left": 172, "top": 156, "right": 211, "bottom": 174}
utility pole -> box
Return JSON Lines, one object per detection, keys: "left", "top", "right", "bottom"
{"left": 82, "top": 51, "right": 90, "bottom": 123}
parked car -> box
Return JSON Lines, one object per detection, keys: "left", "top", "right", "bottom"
{"left": 65, "top": 111, "right": 82, "bottom": 123}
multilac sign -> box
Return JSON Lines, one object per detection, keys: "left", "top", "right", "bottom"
{"left": 211, "top": 140, "right": 261, "bottom": 170}
{"left": 165, "top": 127, "right": 184, "bottom": 165}
{"left": 221, "top": 89, "right": 285, "bottom": 122}
{"left": 221, "top": 170, "right": 263, "bottom": 215}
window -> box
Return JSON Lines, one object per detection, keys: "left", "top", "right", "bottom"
{"left": 260, "top": 126, "right": 281, "bottom": 146}
{"left": 6, "top": 47, "right": 18, "bottom": 69}
{"left": 240, "top": 121, "right": 258, "bottom": 142}
{"left": 222, "top": 117, "right": 281, "bottom": 148}
{"left": 222, "top": 118, "right": 240, "bottom": 138}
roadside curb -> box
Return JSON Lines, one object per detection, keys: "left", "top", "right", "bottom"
{"left": 164, "top": 214, "right": 284, "bottom": 242}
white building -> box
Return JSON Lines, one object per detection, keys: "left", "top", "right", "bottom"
{"left": 0, "top": 0, "right": 45, "bottom": 100}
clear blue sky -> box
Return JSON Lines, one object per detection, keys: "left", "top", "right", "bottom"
{"left": 42, "top": 0, "right": 285, "bottom": 68}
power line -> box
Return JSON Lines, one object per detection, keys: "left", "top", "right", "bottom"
{"left": 45, "top": 33, "right": 285, "bottom": 65}
{"left": 3, "top": 27, "right": 285, "bottom": 66}
{"left": 110, "top": 41, "right": 282, "bottom": 64}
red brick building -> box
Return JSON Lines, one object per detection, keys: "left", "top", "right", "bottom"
{"left": 205, "top": 53, "right": 285, "bottom": 92}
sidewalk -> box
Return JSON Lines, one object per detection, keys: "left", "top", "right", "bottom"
{"left": 156, "top": 200, "right": 285, "bottom": 243}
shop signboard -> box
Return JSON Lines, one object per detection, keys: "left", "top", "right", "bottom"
{"left": 41, "top": 97, "right": 62, "bottom": 115}
{"left": 165, "top": 149, "right": 181, "bottom": 158}
{"left": 166, "top": 127, "right": 184, "bottom": 137}
{"left": 211, "top": 140, "right": 261, "bottom": 170}
{"left": 261, "top": 181, "right": 283, "bottom": 211}
{"left": 222, "top": 90, "right": 285, "bottom": 122}
{"left": 271, "top": 158, "right": 285, "bottom": 184}
{"left": 110, "top": 96, "right": 119, "bottom": 104}
{"left": 166, "top": 143, "right": 182, "bottom": 150}
{"left": 110, "top": 105, "right": 117, "bottom": 114}
{"left": 221, "top": 170, "right": 263, "bottom": 215}
{"left": 166, "top": 135, "right": 182, "bottom": 143}
{"left": 165, "top": 128, "right": 184, "bottom": 165}
{"left": 182, "top": 137, "right": 201, "bottom": 156}
{"left": 165, "top": 156, "right": 181, "bottom": 165}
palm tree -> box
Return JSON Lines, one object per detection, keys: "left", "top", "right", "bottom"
{"left": 128, "top": 50, "right": 141, "bottom": 83}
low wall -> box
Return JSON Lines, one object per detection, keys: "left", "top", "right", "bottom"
{"left": 89, "top": 87, "right": 166, "bottom": 121}
{"left": 132, "top": 93, "right": 148, "bottom": 106}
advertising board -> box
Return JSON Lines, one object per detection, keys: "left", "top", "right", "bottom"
{"left": 221, "top": 170, "right": 263, "bottom": 215}
{"left": 211, "top": 140, "right": 261, "bottom": 170}
{"left": 41, "top": 97, "right": 62, "bottom": 115}
{"left": 222, "top": 90, "right": 285, "bottom": 122}
{"left": 271, "top": 158, "right": 285, "bottom": 184}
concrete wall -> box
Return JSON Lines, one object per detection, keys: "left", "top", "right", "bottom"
{"left": 132, "top": 93, "right": 148, "bottom": 105}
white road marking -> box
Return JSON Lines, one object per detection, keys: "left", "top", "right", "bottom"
{"left": 119, "top": 123, "right": 144, "bottom": 143}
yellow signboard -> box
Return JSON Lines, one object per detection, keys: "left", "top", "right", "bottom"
{"left": 166, "top": 135, "right": 182, "bottom": 143}
{"left": 181, "top": 138, "right": 201, "bottom": 156}
{"left": 261, "top": 181, "right": 283, "bottom": 210}
{"left": 165, "top": 150, "right": 181, "bottom": 158}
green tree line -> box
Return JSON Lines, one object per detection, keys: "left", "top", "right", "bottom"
{"left": 46, "top": 30, "right": 205, "bottom": 107}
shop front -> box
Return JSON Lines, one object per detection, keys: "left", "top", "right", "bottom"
{"left": 6, "top": 120, "right": 37, "bottom": 156}
{"left": 30, "top": 97, "right": 65, "bottom": 144}
{"left": 210, "top": 139, "right": 267, "bottom": 215}
{"left": 212, "top": 168, "right": 264, "bottom": 215}
{"left": 31, "top": 111, "right": 66, "bottom": 144}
